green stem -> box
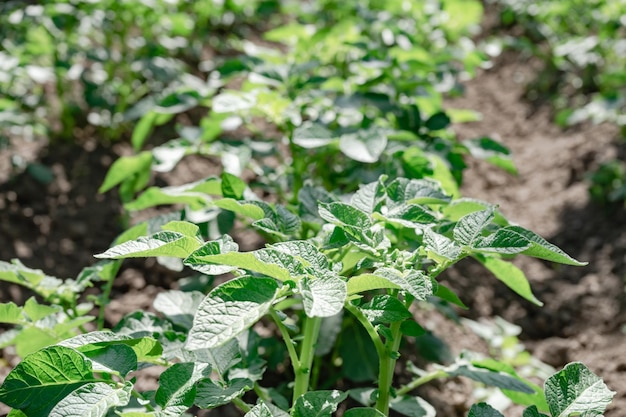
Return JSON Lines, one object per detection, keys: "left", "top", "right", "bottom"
{"left": 375, "top": 321, "right": 403, "bottom": 415}
{"left": 270, "top": 309, "right": 301, "bottom": 371}
{"left": 396, "top": 369, "right": 448, "bottom": 396}
{"left": 96, "top": 261, "right": 121, "bottom": 330}
{"left": 292, "top": 315, "right": 322, "bottom": 402}
{"left": 344, "top": 303, "right": 386, "bottom": 358}
{"left": 232, "top": 397, "right": 251, "bottom": 413}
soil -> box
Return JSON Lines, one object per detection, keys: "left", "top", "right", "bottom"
{"left": 1, "top": 45, "right": 626, "bottom": 417}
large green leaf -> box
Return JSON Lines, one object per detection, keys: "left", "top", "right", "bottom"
{"left": 318, "top": 202, "right": 372, "bottom": 230}
{"left": 184, "top": 251, "right": 295, "bottom": 281}
{"left": 372, "top": 268, "right": 434, "bottom": 301}
{"left": 506, "top": 226, "right": 587, "bottom": 266}
{"left": 155, "top": 362, "right": 211, "bottom": 416}
{"left": 195, "top": 378, "right": 253, "bottom": 408}
{"left": 298, "top": 273, "right": 347, "bottom": 317}
{"left": 59, "top": 334, "right": 162, "bottom": 364}
{"left": 545, "top": 362, "right": 615, "bottom": 417}
{"left": 80, "top": 344, "right": 137, "bottom": 377}
{"left": 292, "top": 390, "right": 348, "bottom": 417}
{"left": 49, "top": 381, "right": 132, "bottom": 417}
{"left": 271, "top": 241, "right": 330, "bottom": 271}
{"left": 473, "top": 228, "right": 531, "bottom": 254}
{"left": 95, "top": 231, "right": 202, "bottom": 259}
{"left": 0, "top": 346, "right": 94, "bottom": 416}
{"left": 453, "top": 207, "right": 495, "bottom": 246}
{"left": 153, "top": 290, "right": 205, "bottom": 330}
{"left": 475, "top": 255, "right": 543, "bottom": 306}
{"left": 186, "top": 277, "right": 279, "bottom": 350}
{"left": 423, "top": 229, "right": 462, "bottom": 263}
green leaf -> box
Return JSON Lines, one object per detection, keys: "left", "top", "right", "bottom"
{"left": 271, "top": 241, "right": 330, "bottom": 271}
{"left": 49, "top": 381, "right": 132, "bottom": 417}
{"left": 339, "top": 325, "right": 378, "bottom": 382}
{"left": 125, "top": 177, "right": 222, "bottom": 211}
{"left": 433, "top": 284, "right": 468, "bottom": 309}
{"left": 442, "top": 199, "right": 493, "bottom": 222}
{"left": 389, "top": 396, "right": 436, "bottom": 417}
{"left": 506, "top": 226, "right": 588, "bottom": 266}
{"left": 343, "top": 408, "right": 385, "bottom": 417}
{"left": 99, "top": 152, "right": 153, "bottom": 194}
{"left": 373, "top": 268, "right": 434, "bottom": 301}
{"left": 183, "top": 235, "right": 240, "bottom": 275}
{"left": 60, "top": 334, "right": 162, "bottom": 364}
{"left": 351, "top": 180, "right": 386, "bottom": 214}
{"left": 475, "top": 255, "right": 543, "bottom": 306}
{"left": 214, "top": 198, "right": 266, "bottom": 220}
{"left": 195, "top": 378, "right": 253, "bottom": 408}
{"left": 95, "top": 231, "right": 202, "bottom": 259}
{"left": 298, "top": 273, "right": 347, "bottom": 317}
{"left": 298, "top": 185, "right": 337, "bottom": 223}
{"left": 316, "top": 312, "right": 343, "bottom": 356}
{"left": 132, "top": 111, "right": 158, "bottom": 151}
{"left": 221, "top": 172, "right": 247, "bottom": 200}
{"left": 400, "top": 320, "right": 426, "bottom": 337}
{"left": 359, "top": 295, "right": 412, "bottom": 324}
{"left": 245, "top": 401, "right": 290, "bottom": 417}
{"left": 318, "top": 202, "right": 372, "bottom": 230}
{"left": 0, "top": 302, "right": 25, "bottom": 324}
{"left": 545, "top": 362, "right": 615, "bottom": 417}
{"left": 473, "top": 228, "right": 531, "bottom": 254}
{"left": 339, "top": 128, "right": 388, "bottom": 163}
{"left": 292, "top": 390, "right": 348, "bottom": 417}
{"left": 453, "top": 207, "right": 495, "bottom": 246}
{"left": 429, "top": 155, "right": 460, "bottom": 198}
{"left": 253, "top": 205, "right": 301, "bottom": 238}
{"left": 185, "top": 251, "right": 294, "bottom": 281}
{"left": 423, "top": 229, "right": 462, "bottom": 263}
{"left": 153, "top": 290, "right": 205, "bottom": 330}
{"left": 0, "top": 346, "right": 93, "bottom": 416}
{"left": 186, "top": 277, "right": 279, "bottom": 350}
{"left": 347, "top": 273, "right": 401, "bottom": 295}
{"left": 155, "top": 362, "right": 211, "bottom": 416}
{"left": 193, "top": 339, "right": 240, "bottom": 376}
{"left": 424, "top": 112, "right": 450, "bottom": 130}
{"left": 449, "top": 364, "right": 534, "bottom": 393}
{"left": 464, "top": 137, "right": 517, "bottom": 175}
{"left": 468, "top": 403, "right": 504, "bottom": 417}
{"left": 381, "top": 204, "right": 437, "bottom": 229}
{"left": 386, "top": 178, "right": 450, "bottom": 206}
{"left": 293, "top": 122, "right": 334, "bottom": 149}
{"left": 522, "top": 405, "right": 549, "bottom": 417}
{"left": 80, "top": 344, "right": 137, "bottom": 377}
{"left": 23, "top": 297, "right": 59, "bottom": 321}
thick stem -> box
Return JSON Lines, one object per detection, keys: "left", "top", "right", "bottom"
{"left": 270, "top": 309, "right": 301, "bottom": 372}
{"left": 292, "top": 315, "right": 322, "bottom": 402}
{"left": 375, "top": 321, "right": 403, "bottom": 415}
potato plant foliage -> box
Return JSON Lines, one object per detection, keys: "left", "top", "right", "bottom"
{"left": 0, "top": 0, "right": 616, "bottom": 416}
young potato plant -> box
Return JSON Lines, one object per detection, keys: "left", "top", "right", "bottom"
{"left": 0, "top": 174, "right": 614, "bottom": 416}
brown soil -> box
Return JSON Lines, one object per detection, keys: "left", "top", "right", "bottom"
{"left": 1, "top": 54, "right": 625, "bottom": 417}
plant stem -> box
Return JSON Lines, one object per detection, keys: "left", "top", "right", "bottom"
{"left": 375, "top": 321, "right": 403, "bottom": 415}
{"left": 344, "top": 303, "right": 386, "bottom": 358}
{"left": 232, "top": 397, "right": 251, "bottom": 413}
{"left": 269, "top": 309, "right": 301, "bottom": 371}
{"left": 96, "top": 261, "right": 121, "bottom": 330}
{"left": 292, "top": 315, "right": 322, "bottom": 402}
{"left": 396, "top": 369, "right": 448, "bottom": 396}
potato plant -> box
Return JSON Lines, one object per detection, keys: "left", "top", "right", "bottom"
{"left": 0, "top": 0, "right": 617, "bottom": 416}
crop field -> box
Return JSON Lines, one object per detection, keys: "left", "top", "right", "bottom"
{"left": 0, "top": 1, "right": 625, "bottom": 416}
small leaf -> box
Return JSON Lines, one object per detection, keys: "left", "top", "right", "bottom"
{"left": 423, "top": 229, "right": 462, "bottom": 263}
{"left": 0, "top": 302, "right": 25, "bottom": 324}
{"left": 316, "top": 312, "right": 343, "bottom": 356}
{"left": 453, "top": 207, "right": 495, "bottom": 246}
{"left": 464, "top": 137, "right": 517, "bottom": 175}
{"left": 155, "top": 362, "right": 211, "bottom": 416}
{"left": 271, "top": 241, "right": 330, "bottom": 271}
{"left": 449, "top": 364, "right": 535, "bottom": 393}
{"left": 292, "top": 390, "right": 348, "bottom": 417}
{"left": 386, "top": 178, "right": 450, "bottom": 206}
{"left": 545, "top": 362, "right": 615, "bottom": 417}
{"left": 186, "top": 277, "right": 279, "bottom": 350}
{"left": 195, "top": 378, "right": 253, "bottom": 408}
{"left": 351, "top": 180, "right": 386, "bottom": 214}
{"left": 358, "top": 295, "right": 412, "bottom": 325}
{"left": 99, "top": 152, "right": 153, "bottom": 194}
{"left": 318, "top": 202, "right": 372, "bottom": 230}
{"left": 0, "top": 346, "right": 93, "bottom": 416}
{"left": 293, "top": 122, "right": 334, "bottom": 149}
{"left": 468, "top": 403, "right": 505, "bottom": 417}
{"left": 433, "top": 284, "right": 467, "bottom": 309}
{"left": 347, "top": 273, "right": 401, "bottom": 295}
{"left": 95, "top": 231, "right": 202, "bottom": 259}
{"left": 214, "top": 199, "right": 266, "bottom": 220}
{"left": 522, "top": 405, "right": 549, "bottom": 417}
{"left": 298, "top": 273, "right": 347, "bottom": 317}
{"left": 339, "top": 128, "right": 388, "bottom": 163}
{"left": 49, "top": 381, "right": 132, "bottom": 417}
{"left": 183, "top": 235, "right": 240, "bottom": 275}
{"left": 475, "top": 255, "right": 543, "bottom": 306}
{"left": 424, "top": 112, "right": 450, "bottom": 130}
{"left": 132, "top": 111, "right": 158, "bottom": 151}
{"left": 221, "top": 172, "right": 247, "bottom": 200}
